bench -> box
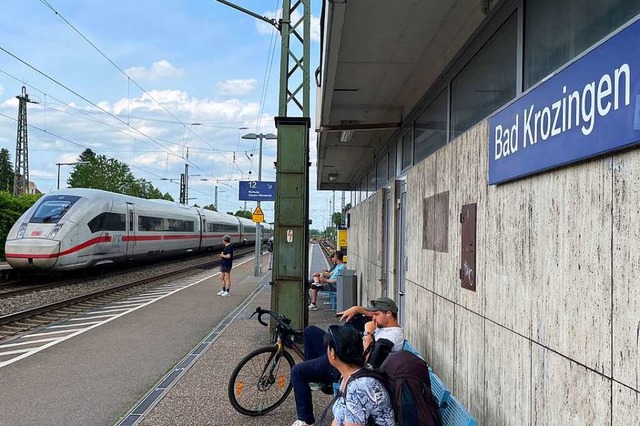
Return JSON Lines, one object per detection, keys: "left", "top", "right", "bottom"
{"left": 402, "top": 340, "right": 476, "bottom": 426}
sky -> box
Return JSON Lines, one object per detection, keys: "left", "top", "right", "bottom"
{"left": 0, "top": 0, "right": 338, "bottom": 230}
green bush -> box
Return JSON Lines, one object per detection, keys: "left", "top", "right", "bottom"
{"left": 0, "top": 191, "right": 41, "bottom": 260}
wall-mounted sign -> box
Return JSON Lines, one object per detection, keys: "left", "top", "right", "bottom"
{"left": 489, "top": 18, "right": 640, "bottom": 185}
{"left": 239, "top": 181, "right": 276, "bottom": 201}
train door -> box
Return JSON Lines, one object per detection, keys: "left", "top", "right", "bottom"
{"left": 395, "top": 180, "right": 407, "bottom": 325}
{"left": 383, "top": 188, "right": 393, "bottom": 298}
{"left": 199, "top": 212, "right": 206, "bottom": 250}
{"left": 126, "top": 203, "right": 135, "bottom": 257}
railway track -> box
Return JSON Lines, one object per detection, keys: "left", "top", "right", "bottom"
{"left": 0, "top": 247, "right": 256, "bottom": 341}
{"left": 0, "top": 248, "right": 252, "bottom": 300}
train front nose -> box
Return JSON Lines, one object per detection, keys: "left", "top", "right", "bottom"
{"left": 5, "top": 239, "right": 60, "bottom": 270}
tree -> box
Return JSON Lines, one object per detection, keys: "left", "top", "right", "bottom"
{"left": 0, "top": 191, "right": 41, "bottom": 259}
{"left": 234, "top": 210, "right": 252, "bottom": 219}
{"left": 202, "top": 203, "right": 217, "bottom": 211}
{"left": 331, "top": 212, "right": 343, "bottom": 227}
{"left": 0, "top": 148, "right": 14, "bottom": 192}
{"left": 67, "top": 149, "right": 166, "bottom": 200}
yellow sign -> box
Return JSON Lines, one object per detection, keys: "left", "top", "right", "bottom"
{"left": 252, "top": 206, "right": 264, "bottom": 223}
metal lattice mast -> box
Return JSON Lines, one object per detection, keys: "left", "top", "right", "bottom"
{"left": 14, "top": 86, "right": 37, "bottom": 196}
{"left": 279, "top": 0, "right": 310, "bottom": 117}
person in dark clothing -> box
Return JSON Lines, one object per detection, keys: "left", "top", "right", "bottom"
{"left": 217, "top": 235, "right": 234, "bottom": 297}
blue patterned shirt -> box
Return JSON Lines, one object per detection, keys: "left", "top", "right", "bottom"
{"left": 332, "top": 375, "right": 396, "bottom": 426}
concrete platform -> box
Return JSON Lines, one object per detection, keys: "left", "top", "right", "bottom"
{"left": 121, "top": 243, "right": 340, "bottom": 426}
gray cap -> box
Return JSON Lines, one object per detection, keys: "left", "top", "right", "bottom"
{"left": 365, "top": 297, "right": 398, "bottom": 313}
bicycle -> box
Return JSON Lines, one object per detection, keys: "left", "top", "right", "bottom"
{"left": 227, "top": 306, "right": 304, "bottom": 416}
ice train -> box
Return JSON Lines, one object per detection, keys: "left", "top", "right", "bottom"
{"left": 5, "top": 188, "right": 272, "bottom": 271}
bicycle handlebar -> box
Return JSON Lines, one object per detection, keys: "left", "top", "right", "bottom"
{"left": 251, "top": 306, "right": 303, "bottom": 336}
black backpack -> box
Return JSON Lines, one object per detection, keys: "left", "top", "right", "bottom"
{"left": 323, "top": 353, "right": 442, "bottom": 426}
{"left": 379, "top": 351, "right": 442, "bottom": 426}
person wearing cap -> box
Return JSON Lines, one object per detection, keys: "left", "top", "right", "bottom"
{"left": 289, "top": 297, "right": 403, "bottom": 426}
{"left": 307, "top": 251, "right": 346, "bottom": 311}
{"left": 339, "top": 296, "right": 405, "bottom": 354}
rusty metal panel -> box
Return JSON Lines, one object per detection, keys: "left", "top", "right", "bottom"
{"left": 460, "top": 203, "right": 477, "bottom": 291}
{"left": 423, "top": 191, "right": 449, "bottom": 252}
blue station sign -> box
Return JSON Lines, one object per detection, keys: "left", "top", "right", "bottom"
{"left": 489, "top": 18, "right": 640, "bottom": 185}
{"left": 239, "top": 181, "right": 276, "bottom": 201}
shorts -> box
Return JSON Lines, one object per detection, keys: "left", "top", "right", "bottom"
{"left": 220, "top": 265, "right": 232, "bottom": 273}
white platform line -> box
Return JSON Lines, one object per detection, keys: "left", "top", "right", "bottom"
{"left": 27, "top": 329, "right": 83, "bottom": 337}
{"left": 49, "top": 321, "right": 102, "bottom": 329}
{"left": 0, "top": 338, "right": 58, "bottom": 348}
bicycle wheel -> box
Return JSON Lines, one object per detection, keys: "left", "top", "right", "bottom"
{"left": 228, "top": 346, "right": 296, "bottom": 416}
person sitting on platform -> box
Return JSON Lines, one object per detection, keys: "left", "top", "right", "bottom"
{"left": 308, "top": 251, "right": 346, "bottom": 311}
{"left": 289, "top": 297, "right": 404, "bottom": 426}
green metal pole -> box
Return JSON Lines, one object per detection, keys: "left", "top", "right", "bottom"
{"left": 271, "top": 0, "right": 311, "bottom": 331}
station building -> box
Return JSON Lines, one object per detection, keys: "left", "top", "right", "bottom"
{"left": 316, "top": 1, "right": 640, "bottom": 423}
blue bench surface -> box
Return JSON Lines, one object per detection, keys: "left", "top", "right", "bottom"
{"left": 441, "top": 395, "right": 478, "bottom": 426}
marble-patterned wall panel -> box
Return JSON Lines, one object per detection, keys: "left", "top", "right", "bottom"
{"left": 403, "top": 282, "right": 433, "bottom": 354}
{"left": 532, "top": 344, "right": 611, "bottom": 425}
{"left": 612, "top": 150, "right": 640, "bottom": 389}
{"left": 453, "top": 307, "right": 485, "bottom": 421}
{"left": 612, "top": 382, "right": 640, "bottom": 425}
{"left": 530, "top": 159, "right": 612, "bottom": 375}
{"left": 484, "top": 321, "right": 531, "bottom": 425}
{"left": 433, "top": 141, "right": 458, "bottom": 302}
{"left": 349, "top": 200, "right": 368, "bottom": 304}
{"left": 484, "top": 179, "right": 534, "bottom": 337}
{"left": 430, "top": 294, "right": 455, "bottom": 387}
{"left": 407, "top": 155, "right": 437, "bottom": 293}
{"left": 452, "top": 122, "right": 487, "bottom": 315}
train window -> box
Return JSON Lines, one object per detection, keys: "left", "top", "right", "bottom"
{"left": 207, "top": 223, "right": 237, "bottom": 232}
{"left": 138, "top": 215, "right": 194, "bottom": 232}
{"left": 30, "top": 195, "right": 81, "bottom": 224}
{"left": 88, "top": 213, "right": 126, "bottom": 233}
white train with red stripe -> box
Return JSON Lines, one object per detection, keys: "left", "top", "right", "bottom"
{"left": 5, "top": 188, "right": 272, "bottom": 271}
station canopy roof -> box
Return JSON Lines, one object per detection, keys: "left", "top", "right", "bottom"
{"left": 316, "top": 0, "right": 491, "bottom": 190}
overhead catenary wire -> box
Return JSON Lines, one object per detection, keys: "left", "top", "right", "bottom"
{"left": 0, "top": 110, "right": 236, "bottom": 201}
{"left": 36, "top": 0, "right": 248, "bottom": 173}
{"left": 0, "top": 55, "right": 225, "bottom": 180}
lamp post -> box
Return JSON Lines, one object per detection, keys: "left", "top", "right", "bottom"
{"left": 56, "top": 161, "right": 89, "bottom": 190}
{"left": 242, "top": 132, "right": 277, "bottom": 276}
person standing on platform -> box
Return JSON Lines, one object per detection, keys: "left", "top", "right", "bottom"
{"left": 217, "top": 235, "right": 234, "bottom": 297}
{"left": 267, "top": 236, "right": 274, "bottom": 270}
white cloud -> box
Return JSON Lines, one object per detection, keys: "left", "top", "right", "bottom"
{"left": 124, "top": 60, "right": 185, "bottom": 80}
{"left": 216, "top": 79, "right": 257, "bottom": 97}
{"left": 256, "top": 10, "right": 320, "bottom": 42}
{"left": 0, "top": 85, "right": 4, "bottom": 96}
{"left": 112, "top": 89, "right": 261, "bottom": 123}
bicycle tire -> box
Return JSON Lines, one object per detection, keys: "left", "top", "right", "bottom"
{"left": 228, "top": 346, "right": 296, "bottom": 416}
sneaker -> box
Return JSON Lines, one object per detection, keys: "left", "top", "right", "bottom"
{"left": 217, "top": 289, "right": 225, "bottom": 296}
{"left": 309, "top": 382, "right": 322, "bottom": 391}
{"left": 291, "top": 421, "right": 314, "bottom": 426}
{"left": 308, "top": 303, "right": 318, "bottom": 311}
{"left": 221, "top": 291, "right": 230, "bottom": 297}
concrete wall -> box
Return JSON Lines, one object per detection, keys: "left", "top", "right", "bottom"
{"left": 347, "top": 119, "right": 640, "bottom": 424}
